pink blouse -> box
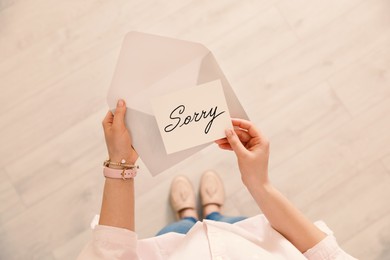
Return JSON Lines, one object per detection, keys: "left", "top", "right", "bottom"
{"left": 77, "top": 214, "right": 356, "bottom": 259}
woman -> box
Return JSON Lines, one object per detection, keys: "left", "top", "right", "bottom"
{"left": 78, "top": 99, "right": 356, "bottom": 259}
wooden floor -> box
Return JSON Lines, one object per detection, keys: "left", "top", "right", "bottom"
{"left": 1, "top": 0, "right": 390, "bottom": 259}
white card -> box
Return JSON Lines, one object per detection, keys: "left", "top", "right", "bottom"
{"left": 151, "top": 80, "right": 232, "bottom": 154}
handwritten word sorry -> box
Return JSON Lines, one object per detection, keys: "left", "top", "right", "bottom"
{"left": 164, "top": 105, "right": 225, "bottom": 134}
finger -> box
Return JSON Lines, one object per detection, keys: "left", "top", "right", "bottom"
{"left": 232, "top": 118, "right": 267, "bottom": 143}
{"left": 218, "top": 140, "right": 243, "bottom": 149}
{"left": 216, "top": 129, "right": 250, "bottom": 146}
{"left": 235, "top": 128, "right": 251, "bottom": 143}
{"left": 246, "top": 136, "right": 264, "bottom": 151}
{"left": 231, "top": 118, "right": 259, "bottom": 137}
{"left": 225, "top": 128, "right": 248, "bottom": 157}
{"left": 215, "top": 138, "right": 228, "bottom": 145}
{"left": 113, "top": 99, "right": 127, "bottom": 127}
{"left": 102, "top": 110, "right": 114, "bottom": 130}
{"left": 218, "top": 143, "right": 233, "bottom": 151}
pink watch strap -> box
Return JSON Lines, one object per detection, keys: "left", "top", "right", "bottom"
{"left": 103, "top": 167, "right": 137, "bottom": 179}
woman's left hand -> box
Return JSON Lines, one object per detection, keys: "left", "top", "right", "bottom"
{"left": 102, "top": 99, "right": 138, "bottom": 164}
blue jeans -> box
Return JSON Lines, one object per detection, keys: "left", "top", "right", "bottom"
{"left": 156, "top": 212, "right": 246, "bottom": 236}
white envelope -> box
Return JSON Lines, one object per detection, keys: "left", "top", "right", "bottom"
{"left": 107, "top": 31, "right": 248, "bottom": 176}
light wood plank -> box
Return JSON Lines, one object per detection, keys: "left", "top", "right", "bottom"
{"left": 4, "top": 109, "right": 107, "bottom": 206}
{"left": 271, "top": 97, "right": 390, "bottom": 209}
{"left": 0, "top": 0, "right": 113, "bottom": 60}
{"left": 0, "top": 170, "right": 103, "bottom": 259}
{"left": 342, "top": 212, "right": 390, "bottom": 260}
{"left": 0, "top": 0, "right": 194, "bottom": 112}
{"left": 0, "top": 49, "right": 118, "bottom": 165}
{"left": 0, "top": 0, "right": 17, "bottom": 11}
{"left": 52, "top": 230, "right": 92, "bottom": 260}
{"left": 0, "top": 169, "right": 25, "bottom": 225}
{"left": 209, "top": 6, "right": 298, "bottom": 80}
{"left": 0, "top": 0, "right": 274, "bottom": 113}
{"left": 276, "top": 0, "right": 365, "bottom": 38}
{"left": 331, "top": 98, "right": 390, "bottom": 171}
{"left": 328, "top": 37, "right": 390, "bottom": 116}
{"left": 229, "top": 187, "right": 261, "bottom": 217}
{"left": 236, "top": 0, "right": 390, "bottom": 120}
{"left": 261, "top": 82, "right": 351, "bottom": 167}
{"left": 305, "top": 162, "right": 390, "bottom": 259}
{"left": 270, "top": 130, "right": 359, "bottom": 208}
{"left": 147, "top": 0, "right": 279, "bottom": 45}
{"left": 303, "top": 162, "right": 390, "bottom": 244}
{"left": 382, "top": 154, "right": 390, "bottom": 173}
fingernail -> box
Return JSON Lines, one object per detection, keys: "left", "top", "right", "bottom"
{"left": 118, "top": 99, "right": 124, "bottom": 107}
{"left": 225, "top": 129, "right": 233, "bottom": 137}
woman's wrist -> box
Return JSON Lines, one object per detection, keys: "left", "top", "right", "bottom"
{"left": 245, "top": 177, "right": 273, "bottom": 197}
{"left": 109, "top": 152, "right": 138, "bottom": 165}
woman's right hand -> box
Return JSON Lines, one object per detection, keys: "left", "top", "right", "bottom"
{"left": 215, "top": 118, "right": 270, "bottom": 191}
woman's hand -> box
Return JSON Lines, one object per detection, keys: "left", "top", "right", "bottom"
{"left": 102, "top": 99, "right": 138, "bottom": 164}
{"left": 217, "top": 119, "right": 328, "bottom": 253}
{"left": 215, "top": 118, "right": 270, "bottom": 190}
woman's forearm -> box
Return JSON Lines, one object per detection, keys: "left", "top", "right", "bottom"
{"left": 99, "top": 178, "right": 135, "bottom": 231}
{"left": 249, "top": 182, "right": 326, "bottom": 253}
{"left": 99, "top": 100, "right": 138, "bottom": 231}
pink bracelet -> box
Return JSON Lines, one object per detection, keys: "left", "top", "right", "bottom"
{"left": 103, "top": 166, "right": 138, "bottom": 180}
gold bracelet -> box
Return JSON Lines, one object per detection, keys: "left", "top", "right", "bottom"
{"left": 103, "top": 159, "right": 139, "bottom": 170}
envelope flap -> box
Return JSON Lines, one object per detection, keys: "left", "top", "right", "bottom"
{"left": 121, "top": 55, "right": 205, "bottom": 115}
{"left": 198, "top": 52, "right": 249, "bottom": 119}
{"left": 108, "top": 32, "right": 210, "bottom": 109}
